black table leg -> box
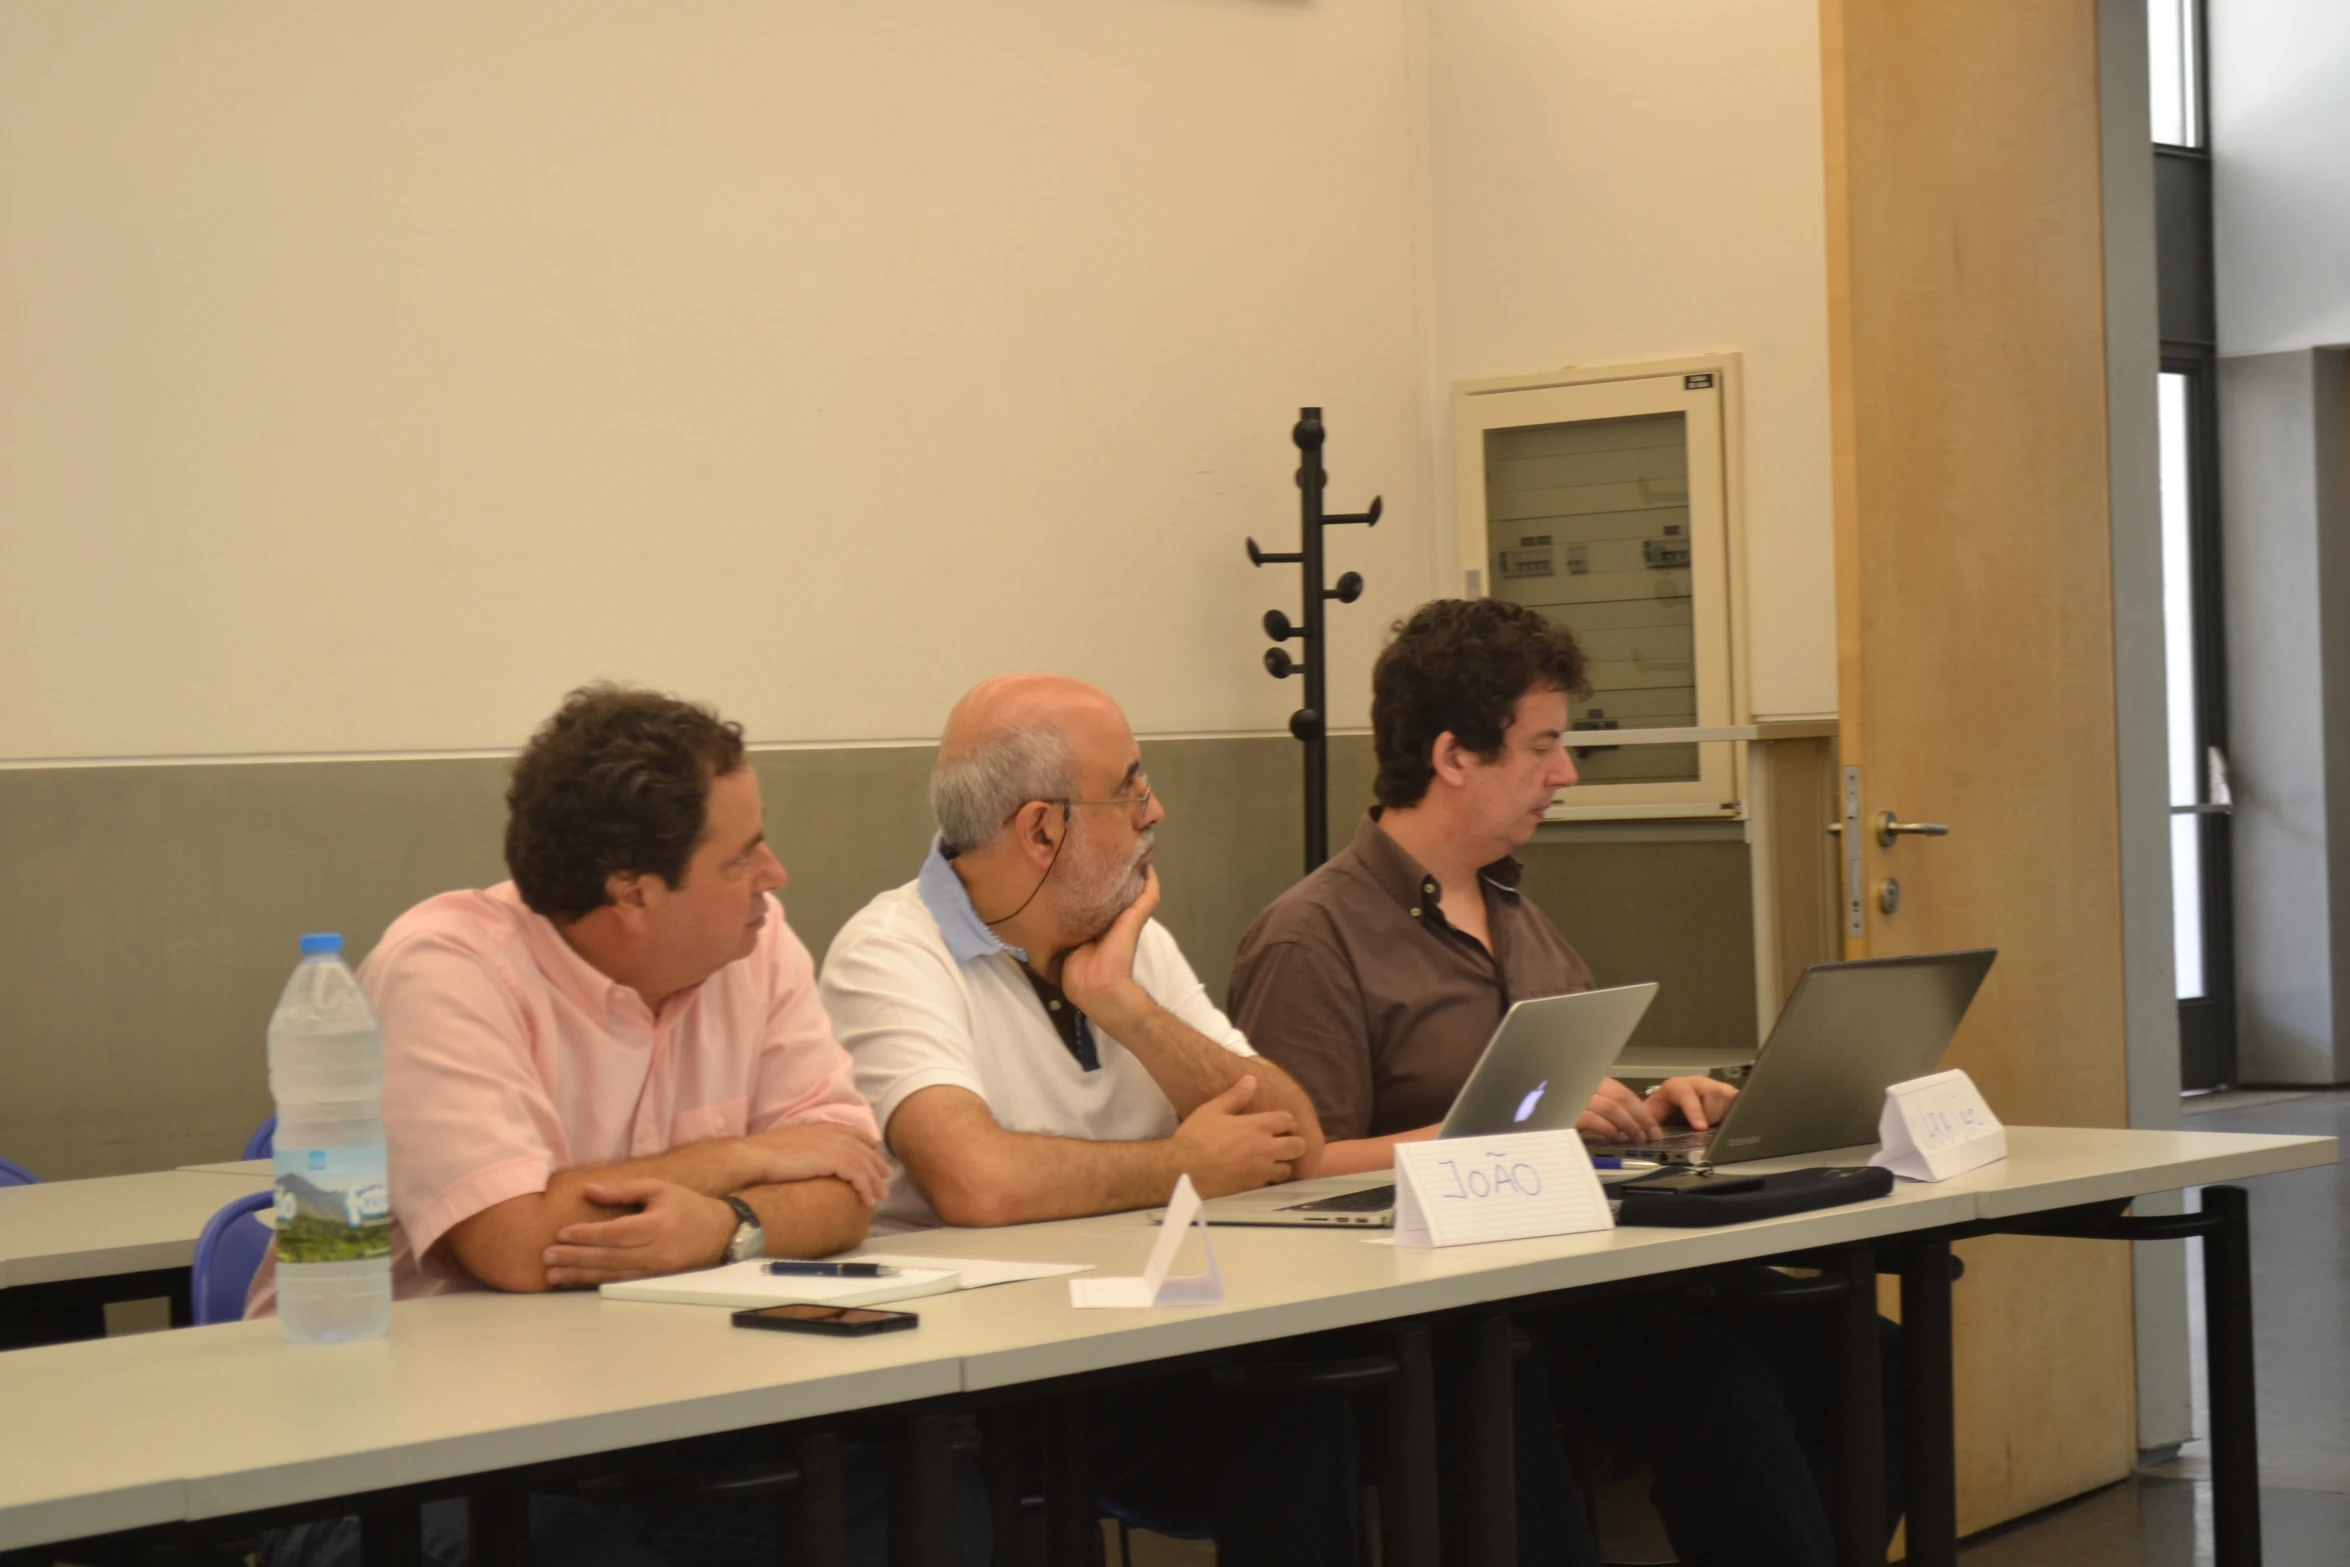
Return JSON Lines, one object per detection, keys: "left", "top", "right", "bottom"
{"left": 1435, "top": 1313, "right": 1515, "bottom": 1567}
{"left": 468, "top": 1487, "right": 531, "bottom": 1565}
{"left": 0, "top": 1281, "right": 108, "bottom": 1349}
{"left": 1043, "top": 1395, "right": 1094, "bottom": 1567}
{"left": 792, "top": 1429, "right": 847, "bottom": 1567}
{"left": 2203, "top": 1185, "right": 2263, "bottom": 1567}
{"left": 1380, "top": 1322, "right": 1440, "bottom": 1567}
{"left": 358, "top": 1501, "right": 422, "bottom": 1567}
{"left": 1833, "top": 1247, "right": 1887, "bottom": 1567}
{"left": 894, "top": 1409, "right": 957, "bottom": 1567}
{"left": 1901, "top": 1235, "right": 1957, "bottom": 1567}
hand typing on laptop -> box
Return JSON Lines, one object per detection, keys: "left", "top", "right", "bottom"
{"left": 1584, "top": 1075, "right": 1739, "bottom": 1141}
{"left": 1307, "top": 1072, "right": 1735, "bottom": 1173}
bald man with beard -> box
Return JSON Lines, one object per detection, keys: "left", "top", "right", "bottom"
{"left": 820, "top": 675, "right": 1356, "bottom": 1566}
{"left": 821, "top": 673, "right": 1324, "bottom": 1231}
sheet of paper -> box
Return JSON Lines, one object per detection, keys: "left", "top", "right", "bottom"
{"left": 1069, "top": 1174, "right": 1226, "bottom": 1307}
{"left": 1870, "top": 1068, "right": 2007, "bottom": 1182}
{"left": 1392, "top": 1130, "right": 1613, "bottom": 1248}
{"left": 846, "top": 1255, "right": 1094, "bottom": 1289}
{"left": 599, "top": 1261, "right": 960, "bottom": 1309}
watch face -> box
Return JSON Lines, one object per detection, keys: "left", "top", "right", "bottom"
{"left": 728, "top": 1223, "right": 763, "bottom": 1263}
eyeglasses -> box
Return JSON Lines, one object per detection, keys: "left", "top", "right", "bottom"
{"left": 1059, "top": 774, "right": 1155, "bottom": 824}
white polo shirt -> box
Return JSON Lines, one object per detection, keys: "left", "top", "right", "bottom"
{"left": 819, "top": 836, "right": 1256, "bottom": 1233}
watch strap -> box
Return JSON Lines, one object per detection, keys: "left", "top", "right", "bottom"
{"left": 721, "top": 1194, "right": 763, "bottom": 1264}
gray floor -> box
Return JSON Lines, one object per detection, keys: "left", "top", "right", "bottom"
{"left": 1119, "top": 1090, "right": 2350, "bottom": 1566}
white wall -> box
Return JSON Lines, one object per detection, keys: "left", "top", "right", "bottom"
{"left": 0, "top": 2, "right": 1433, "bottom": 761}
{"left": 1420, "top": 0, "right": 1838, "bottom": 720}
{"left": 2210, "top": 0, "right": 2350, "bottom": 354}
{"left": 1, "top": 2, "right": 1850, "bottom": 762}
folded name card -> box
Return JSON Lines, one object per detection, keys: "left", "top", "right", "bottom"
{"left": 1394, "top": 1130, "right": 1614, "bottom": 1248}
{"left": 1070, "top": 1173, "right": 1225, "bottom": 1308}
{"left": 1870, "top": 1068, "right": 2006, "bottom": 1182}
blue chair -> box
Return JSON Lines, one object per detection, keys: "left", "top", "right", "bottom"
{"left": 242, "top": 1116, "right": 277, "bottom": 1161}
{"left": 191, "top": 1190, "right": 277, "bottom": 1326}
{"left": 0, "top": 1156, "right": 37, "bottom": 1187}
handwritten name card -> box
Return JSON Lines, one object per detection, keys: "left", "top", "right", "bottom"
{"left": 1393, "top": 1130, "right": 1614, "bottom": 1248}
{"left": 1870, "top": 1068, "right": 2007, "bottom": 1182}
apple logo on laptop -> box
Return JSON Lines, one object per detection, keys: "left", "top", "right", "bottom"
{"left": 1514, "top": 1080, "right": 1549, "bottom": 1124}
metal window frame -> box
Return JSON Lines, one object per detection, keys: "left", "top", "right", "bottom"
{"left": 2162, "top": 346, "right": 2235, "bottom": 1088}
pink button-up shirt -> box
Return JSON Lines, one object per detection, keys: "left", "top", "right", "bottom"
{"left": 249, "top": 882, "right": 876, "bottom": 1312}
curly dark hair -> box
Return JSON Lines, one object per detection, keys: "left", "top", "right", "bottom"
{"left": 1370, "top": 599, "right": 1589, "bottom": 809}
{"left": 504, "top": 685, "right": 748, "bottom": 920}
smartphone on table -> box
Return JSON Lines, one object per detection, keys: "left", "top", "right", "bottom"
{"left": 732, "top": 1304, "right": 920, "bottom": 1336}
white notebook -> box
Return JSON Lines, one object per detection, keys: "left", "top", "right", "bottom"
{"left": 600, "top": 1261, "right": 961, "bottom": 1309}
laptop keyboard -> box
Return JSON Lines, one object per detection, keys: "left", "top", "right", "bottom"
{"left": 1596, "top": 1127, "right": 1717, "bottom": 1156}
{"left": 1282, "top": 1183, "right": 1398, "bottom": 1213}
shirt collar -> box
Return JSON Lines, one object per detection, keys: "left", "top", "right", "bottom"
{"left": 917, "top": 834, "right": 1031, "bottom": 966}
{"left": 502, "top": 881, "right": 652, "bottom": 1020}
{"left": 1352, "top": 809, "right": 1525, "bottom": 919}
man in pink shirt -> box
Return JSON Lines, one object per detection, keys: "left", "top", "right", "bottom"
{"left": 253, "top": 686, "right": 963, "bottom": 1567}
{"left": 252, "top": 684, "right": 886, "bottom": 1315}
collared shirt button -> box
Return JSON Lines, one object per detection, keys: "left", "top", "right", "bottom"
{"left": 1409, "top": 907, "right": 1422, "bottom": 918}
{"left": 1423, "top": 881, "right": 1437, "bottom": 896}
{"left": 1047, "top": 999, "right": 1062, "bottom": 1010}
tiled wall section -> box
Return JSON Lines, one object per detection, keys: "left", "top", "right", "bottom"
{"left": 0, "top": 737, "right": 1752, "bottom": 1178}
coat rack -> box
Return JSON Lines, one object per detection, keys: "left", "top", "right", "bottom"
{"left": 1246, "top": 407, "right": 1381, "bottom": 873}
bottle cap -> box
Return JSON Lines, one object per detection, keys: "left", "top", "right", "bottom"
{"left": 299, "top": 933, "right": 344, "bottom": 956}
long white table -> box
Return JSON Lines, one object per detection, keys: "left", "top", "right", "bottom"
{"left": 178, "top": 1158, "right": 274, "bottom": 1178}
{"left": 0, "top": 1127, "right": 2332, "bottom": 1563}
{"left": 0, "top": 1169, "right": 278, "bottom": 1353}
{"left": 0, "top": 1170, "right": 276, "bottom": 1291}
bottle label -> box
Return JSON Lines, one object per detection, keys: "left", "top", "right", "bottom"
{"left": 273, "top": 1147, "right": 393, "bottom": 1264}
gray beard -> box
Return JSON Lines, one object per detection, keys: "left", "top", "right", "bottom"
{"left": 1061, "top": 830, "right": 1154, "bottom": 942}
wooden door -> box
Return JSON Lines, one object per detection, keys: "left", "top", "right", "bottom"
{"left": 1822, "top": 0, "right": 2138, "bottom": 1535}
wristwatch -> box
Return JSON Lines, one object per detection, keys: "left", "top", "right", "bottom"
{"left": 720, "top": 1195, "right": 765, "bottom": 1264}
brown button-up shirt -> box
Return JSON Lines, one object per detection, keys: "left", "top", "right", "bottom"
{"left": 1228, "top": 812, "right": 1595, "bottom": 1139}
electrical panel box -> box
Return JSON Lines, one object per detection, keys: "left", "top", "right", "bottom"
{"left": 1454, "top": 358, "right": 1745, "bottom": 818}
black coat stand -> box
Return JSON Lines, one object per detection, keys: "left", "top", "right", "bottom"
{"left": 1247, "top": 406, "right": 1381, "bottom": 874}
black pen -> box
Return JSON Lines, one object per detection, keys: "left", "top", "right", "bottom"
{"left": 762, "top": 1261, "right": 900, "bottom": 1278}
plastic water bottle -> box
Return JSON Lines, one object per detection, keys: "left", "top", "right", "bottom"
{"left": 267, "top": 933, "right": 393, "bottom": 1343}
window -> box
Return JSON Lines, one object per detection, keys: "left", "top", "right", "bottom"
{"left": 2147, "top": 0, "right": 2203, "bottom": 148}
{"left": 2158, "top": 371, "right": 2205, "bottom": 997}
{"left": 2157, "top": 355, "right": 2235, "bottom": 1089}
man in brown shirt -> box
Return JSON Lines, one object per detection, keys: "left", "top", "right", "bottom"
{"left": 1229, "top": 605, "right": 1733, "bottom": 1174}
{"left": 1231, "top": 599, "right": 1879, "bottom": 1567}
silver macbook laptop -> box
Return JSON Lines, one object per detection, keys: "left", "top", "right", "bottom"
{"left": 1190, "top": 981, "right": 1660, "bottom": 1228}
{"left": 1599, "top": 949, "right": 1996, "bottom": 1169}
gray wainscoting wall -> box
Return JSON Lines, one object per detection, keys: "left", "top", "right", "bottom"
{"left": 0, "top": 735, "right": 1753, "bottom": 1178}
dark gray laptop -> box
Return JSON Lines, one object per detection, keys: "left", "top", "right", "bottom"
{"left": 1192, "top": 982, "right": 1660, "bottom": 1228}
{"left": 1602, "top": 949, "right": 1997, "bottom": 1169}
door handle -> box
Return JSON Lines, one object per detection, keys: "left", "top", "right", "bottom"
{"left": 1877, "top": 812, "right": 1950, "bottom": 848}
